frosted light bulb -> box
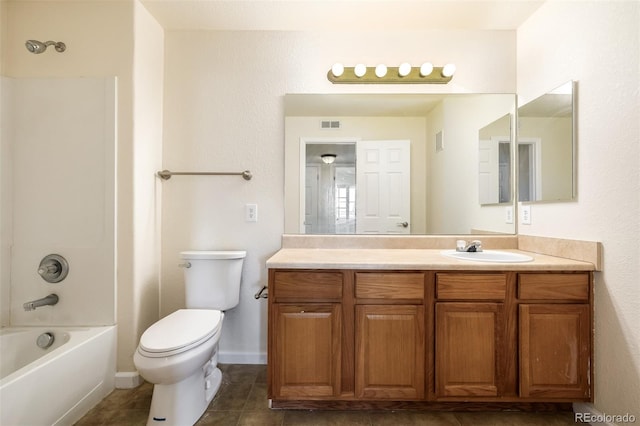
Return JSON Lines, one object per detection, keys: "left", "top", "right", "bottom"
{"left": 354, "top": 63, "right": 367, "bottom": 77}
{"left": 331, "top": 63, "right": 344, "bottom": 77}
{"left": 419, "top": 62, "right": 433, "bottom": 77}
{"left": 375, "top": 64, "right": 387, "bottom": 78}
{"left": 442, "top": 63, "right": 456, "bottom": 77}
{"left": 398, "top": 62, "right": 412, "bottom": 77}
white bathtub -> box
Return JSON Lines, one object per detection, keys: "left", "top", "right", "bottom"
{"left": 0, "top": 326, "right": 116, "bottom": 426}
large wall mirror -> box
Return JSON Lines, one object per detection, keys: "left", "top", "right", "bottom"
{"left": 517, "top": 81, "right": 576, "bottom": 202}
{"left": 284, "top": 93, "right": 517, "bottom": 235}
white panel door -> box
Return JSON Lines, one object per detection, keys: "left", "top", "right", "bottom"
{"left": 479, "top": 139, "right": 499, "bottom": 204}
{"left": 356, "top": 140, "right": 411, "bottom": 234}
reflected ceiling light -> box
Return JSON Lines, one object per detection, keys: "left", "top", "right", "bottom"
{"left": 354, "top": 64, "right": 367, "bottom": 78}
{"left": 327, "top": 62, "right": 453, "bottom": 84}
{"left": 419, "top": 62, "right": 434, "bottom": 77}
{"left": 331, "top": 63, "right": 344, "bottom": 77}
{"left": 441, "top": 63, "right": 456, "bottom": 77}
{"left": 398, "top": 62, "right": 412, "bottom": 77}
{"left": 321, "top": 154, "right": 337, "bottom": 164}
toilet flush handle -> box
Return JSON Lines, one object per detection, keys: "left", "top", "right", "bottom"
{"left": 178, "top": 262, "right": 191, "bottom": 268}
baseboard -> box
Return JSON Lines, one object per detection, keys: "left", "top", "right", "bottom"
{"left": 115, "top": 371, "right": 143, "bottom": 389}
{"left": 573, "top": 403, "right": 637, "bottom": 425}
{"left": 219, "top": 351, "right": 267, "bottom": 365}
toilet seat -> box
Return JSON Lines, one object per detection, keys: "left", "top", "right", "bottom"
{"left": 138, "top": 309, "right": 223, "bottom": 358}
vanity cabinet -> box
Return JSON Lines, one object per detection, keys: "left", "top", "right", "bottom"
{"left": 269, "top": 271, "right": 343, "bottom": 399}
{"left": 268, "top": 267, "right": 593, "bottom": 408}
{"left": 434, "top": 273, "right": 507, "bottom": 398}
{"left": 518, "top": 273, "right": 591, "bottom": 400}
{"left": 354, "top": 272, "right": 425, "bottom": 399}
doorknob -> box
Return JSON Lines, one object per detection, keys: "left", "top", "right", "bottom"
{"left": 397, "top": 222, "right": 409, "bottom": 228}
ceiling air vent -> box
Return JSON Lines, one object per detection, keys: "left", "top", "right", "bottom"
{"left": 320, "top": 120, "right": 341, "bottom": 129}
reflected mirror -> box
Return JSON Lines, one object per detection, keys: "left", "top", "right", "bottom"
{"left": 517, "top": 81, "right": 576, "bottom": 202}
{"left": 284, "top": 93, "right": 517, "bottom": 235}
{"left": 478, "top": 113, "right": 513, "bottom": 205}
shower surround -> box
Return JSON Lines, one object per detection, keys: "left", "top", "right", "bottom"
{"left": 0, "top": 76, "right": 117, "bottom": 425}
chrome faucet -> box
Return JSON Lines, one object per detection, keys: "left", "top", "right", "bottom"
{"left": 456, "top": 240, "right": 483, "bottom": 252}
{"left": 23, "top": 294, "right": 59, "bottom": 311}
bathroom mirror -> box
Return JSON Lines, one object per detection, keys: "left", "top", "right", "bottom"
{"left": 284, "top": 93, "right": 517, "bottom": 235}
{"left": 517, "top": 81, "right": 576, "bottom": 202}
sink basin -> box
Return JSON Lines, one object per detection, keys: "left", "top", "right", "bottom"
{"left": 441, "top": 249, "right": 534, "bottom": 263}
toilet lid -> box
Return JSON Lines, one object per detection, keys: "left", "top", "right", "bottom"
{"left": 140, "top": 309, "right": 222, "bottom": 355}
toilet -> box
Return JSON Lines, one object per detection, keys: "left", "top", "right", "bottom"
{"left": 134, "top": 250, "right": 246, "bottom": 426}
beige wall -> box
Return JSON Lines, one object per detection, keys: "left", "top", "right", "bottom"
{"left": 128, "top": 1, "right": 164, "bottom": 372}
{"left": 0, "top": 0, "right": 9, "bottom": 321}
{"left": 517, "top": 0, "right": 640, "bottom": 418}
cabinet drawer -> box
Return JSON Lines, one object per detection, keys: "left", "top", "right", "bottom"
{"left": 518, "top": 273, "right": 589, "bottom": 301}
{"left": 272, "top": 271, "right": 343, "bottom": 301}
{"left": 355, "top": 272, "right": 424, "bottom": 300}
{"left": 436, "top": 273, "right": 506, "bottom": 300}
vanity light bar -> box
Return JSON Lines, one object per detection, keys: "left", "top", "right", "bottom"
{"left": 327, "top": 62, "right": 455, "bottom": 84}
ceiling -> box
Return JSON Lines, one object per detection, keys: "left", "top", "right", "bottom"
{"left": 141, "top": 0, "right": 545, "bottom": 31}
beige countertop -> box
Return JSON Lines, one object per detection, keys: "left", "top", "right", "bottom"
{"left": 265, "top": 248, "right": 595, "bottom": 271}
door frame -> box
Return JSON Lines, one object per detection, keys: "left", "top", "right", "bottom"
{"left": 299, "top": 137, "right": 359, "bottom": 233}
{"left": 517, "top": 138, "right": 542, "bottom": 202}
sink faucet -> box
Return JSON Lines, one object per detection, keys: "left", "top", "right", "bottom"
{"left": 23, "top": 294, "right": 59, "bottom": 311}
{"left": 456, "top": 240, "right": 483, "bottom": 252}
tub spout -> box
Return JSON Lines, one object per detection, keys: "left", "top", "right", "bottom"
{"left": 23, "top": 294, "right": 59, "bottom": 311}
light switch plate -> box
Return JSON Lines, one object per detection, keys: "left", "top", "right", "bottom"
{"left": 505, "top": 206, "right": 514, "bottom": 224}
{"left": 521, "top": 204, "right": 531, "bottom": 225}
{"left": 245, "top": 204, "right": 258, "bottom": 222}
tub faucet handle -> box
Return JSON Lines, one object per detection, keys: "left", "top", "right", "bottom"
{"left": 37, "top": 254, "right": 69, "bottom": 283}
{"left": 38, "top": 262, "right": 60, "bottom": 276}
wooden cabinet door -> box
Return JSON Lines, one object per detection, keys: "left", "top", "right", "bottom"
{"left": 355, "top": 305, "right": 425, "bottom": 399}
{"left": 272, "top": 304, "right": 341, "bottom": 398}
{"left": 435, "top": 302, "right": 503, "bottom": 398}
{"left": 519, "top": 304, "right": 591, "bottom": 399}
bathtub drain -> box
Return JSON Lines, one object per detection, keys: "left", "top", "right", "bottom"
{"left": 36, "top": 332, "right": 55, "bottom": 349}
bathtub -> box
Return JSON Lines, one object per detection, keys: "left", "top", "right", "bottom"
{"left": 0, "top": 326, "right": 116, "bottom": 426}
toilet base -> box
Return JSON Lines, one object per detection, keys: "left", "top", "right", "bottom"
{"left": 145, "top": 366, "right": 222, "bottom": 426}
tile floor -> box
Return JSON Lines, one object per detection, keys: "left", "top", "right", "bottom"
{"left": 75, "top": 364, "right": 579, "bottom": 426}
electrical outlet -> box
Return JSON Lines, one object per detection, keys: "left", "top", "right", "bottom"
{"left": 245, "top": 204, "right": 258, "bottom": 222}
{"left": 521, "top": 204, "right": 531, "bottom": 225}
{"left": 505, "top": 206, "right": 514, "bottom": 224}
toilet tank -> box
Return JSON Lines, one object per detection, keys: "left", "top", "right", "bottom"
{"left": 180, "top": 250, "right": 246, "bottom": 310}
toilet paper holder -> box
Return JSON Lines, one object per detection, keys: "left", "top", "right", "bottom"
{"left": 254, "top": 285, "right": 268, "bottom": 299}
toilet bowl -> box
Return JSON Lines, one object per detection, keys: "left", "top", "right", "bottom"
{"left": 134, "top": 250, "right": 245, "bottom": 426}
{"left": 134, "top": 309, "right": 224, "bottom": 425}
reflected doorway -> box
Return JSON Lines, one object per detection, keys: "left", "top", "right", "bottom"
{"left": 518, "top": 138, "right": 542, "bottom": 202}
{"left": 300, "top": 139, "right": 411, "bottom": 234}
{"left": 302, "top": 141, "right": 357, "bottom": 234}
